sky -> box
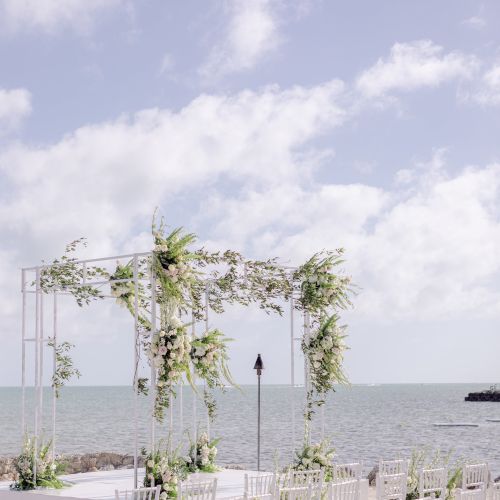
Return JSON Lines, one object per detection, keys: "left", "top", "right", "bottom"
{"left": 1, "top": 0, "right": 500, "bottom": 386}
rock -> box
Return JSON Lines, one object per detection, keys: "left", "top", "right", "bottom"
{"left": 367, "top": 465, "right": 379, "bottom": 486}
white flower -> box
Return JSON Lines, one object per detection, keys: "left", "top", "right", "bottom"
{"left": 159, "top": 346, "right": 168, "bottom": 356}
{"left": 147, "top": 460, "right": 154, "bottom": 468}
{"left": 169, "top": 316, "right": 183, "bottom": 328}
{"left": 159, "top": 492, "right": 168, "bottom": 500}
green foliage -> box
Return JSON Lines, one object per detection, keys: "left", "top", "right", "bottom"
{"left": 38, "top": 238, "right": 108, "bottom": 307}
{"left": 11, "top": 436, "right": 64, "bottom": 490}
{"left": 137, "top": 377, "right": 149, "bottom": 396}
{"left": 47, "top": 339, "right": 81, "bottom": 398}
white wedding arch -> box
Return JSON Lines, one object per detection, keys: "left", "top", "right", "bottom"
{"left": 19, "top": 226, "right": 352, "bottom": 489}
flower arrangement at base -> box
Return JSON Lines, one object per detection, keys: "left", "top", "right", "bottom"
{"left": 142, "top": 444, "right": 188, "bottom": 499}
{"left": 288, "top": 439, "right": 335, "bottom": 482}
{"left": 11, "top": 436, "right": 64, "bottom": 490}
{"left": 302, "top": 314, "right": 349, "bottom": 396}
{"left": 187, "top": 432, "right": 220, "bottom": 473}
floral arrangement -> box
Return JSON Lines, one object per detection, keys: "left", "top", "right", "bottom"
{"left": 142, "top": 444, "right": 188, "bottom": 499}
{"left": 293, "top": 251, "right": 352, "bottom": 316}
{"left": 191, "top": 329, "right": 234, "bottom": 382}
{"left": 150, "top": 321, "right": 192, "bottom": 421}
{"left": 47, "top": 339, "right": 81, "bottom": 398}
{"left": 187, "top": 432, "right": 219, "bottom": 473}
{"left": 288, "top": 439, "right": 335, "bottom": 482}
{"left": 302, "top": 314, "right": 349, "bottom": 396}
{"left": 11, "top": 436, "right": 64, "bottom": 490}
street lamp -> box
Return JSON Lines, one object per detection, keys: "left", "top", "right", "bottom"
{"left": 254, "top": 353, "right": 264, "bottom": 471}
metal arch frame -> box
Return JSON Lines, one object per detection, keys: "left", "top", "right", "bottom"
{"left": 20, "top": 251, "right": 319, "bottom": 488}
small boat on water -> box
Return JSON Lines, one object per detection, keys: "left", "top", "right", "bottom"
{"left": 486, "top": 418, "right": 500, "bottom": 422}
{"left": 433, "top": 422, "right": 479, "bottom": 427}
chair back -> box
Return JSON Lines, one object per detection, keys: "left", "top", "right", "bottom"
{"left": 454, "top": 488, "right": 487, "bottom": 500}
{"left": 277, "top": 484, "right": 313, "bottom": 500}
{"left": 376, "top": 472, "right": 408, "bottom": 500}
{"left": 379, "top": 459, "right": 408, "bottom": 476}
{"left": 327, "top": 479, "right": 359, "bottom": 500}
{"left": 178, "top": 479, "right": 218, "bottom": 500}
{"left": 244, "top": 473, "right": 276, "bottom": 499}
{"left": 462, "top": 464, "right": 489, "bottom": 490}
{"left": 115, "top": 486, "right": 160, "bottom": 500}
{"left": 290, "top": 469, "right": 324, "bottom": 487}
{"left": 491, "top": 483, "right": 500, "bottom": 500}
{"left": 333, "top": 463, "right": 363, "bottom": 481}
{"left": 418, "top": 467, "right": 447, "bottom": 499}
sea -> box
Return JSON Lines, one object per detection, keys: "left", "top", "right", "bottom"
{"left": 1, "top": 384, "right": 499, "bottom": 475}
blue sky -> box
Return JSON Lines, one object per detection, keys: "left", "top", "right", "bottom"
{"left": 1, "top": 0, "right": 500, "bottom": 386}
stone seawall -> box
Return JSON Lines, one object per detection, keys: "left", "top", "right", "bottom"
{"left": 0, "top": 453, "right": 145, "bottom": 482}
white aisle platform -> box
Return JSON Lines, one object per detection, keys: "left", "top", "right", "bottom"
{"left": 0, "top": 468, "right": 257, "bottom": 500}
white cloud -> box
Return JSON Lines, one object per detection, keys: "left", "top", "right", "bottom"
{"left": 470, "top": 63, "right": 500, "bottom": 106}
{"left": 0, "top": 0, "right": 123, "bottom": 35}
{"left": 159, "top": 53, "right": 175, "bottom": 76}
{"left": 461, "top": 6, "right": 486, "bottom": 30}
{"left": 0, "top": 79, "right": 347, "bottom": 262}
{"left": 200, "top": 152, "right": 500, "bottom": 322}
{"left": 0, "top": 87, "right": 32, "bottom": 132}
{"left": 200, "top": 0, "right": 281, "bottom": 81}
{"left": 356, "top": 40, "right": 479, "bottom": 98}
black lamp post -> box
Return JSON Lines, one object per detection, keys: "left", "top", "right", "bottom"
{"left": 254, "top": 353, "right": 264, "bottom": 471}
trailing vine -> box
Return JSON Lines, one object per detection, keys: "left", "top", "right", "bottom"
{"left": 47, "top": 340, "right": 81, "bottom": 398}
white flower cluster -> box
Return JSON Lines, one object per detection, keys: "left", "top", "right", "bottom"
{"left": 190, "top": 432, "right": 217, "bottom": 470}
{"left": 303, "top": 315, "right": 347, "bottom": 395}
{"left": 144, "top": 452, "right": 184, "bottom": 499}
{"left": 154, "top": 243, "right": 169, "bottom": 253}
{"left": 292, "top": 440, "right": 335, "bottom": 480}
{"left": 163, "top": 262, "right": 190, "bottom": 283}
{"left": 191, "top": 341, "right": 217, "bottom": 369}
{"left": 150, "top": 321, "right": 191, "bottom": 384}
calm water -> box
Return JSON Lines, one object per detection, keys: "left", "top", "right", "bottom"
{"left": 1, "top": 385, "right": 500, "bottom": 475}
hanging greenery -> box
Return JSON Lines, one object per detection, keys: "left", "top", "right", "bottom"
{"left": 47, "top": 339, "right": 81, "bottom": 398}
{"left": 38, "top": 238, "right": 108, "bottom": 306}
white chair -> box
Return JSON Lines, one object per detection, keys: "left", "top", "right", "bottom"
{"left": 454, "top": 488, "right": 487, "bottom": 500}
{"left": 244, "top": 473, "right": 276, "bottom": 499}
{"left": 379, "top": 459, "right": 409, "bottom": 476}
{"left": 277, "top": 484, "right": 313, "bottom": 500}
{"left": 418, "top": 467, "right": 447, "bottom": 499}
{"left": 462, "top": 464, "right": 489, "bottom": 490}
{"left": 491, "top": 483, "right": 500, "bottom": 500}
{"left": 327, "top": 479, "right": 360, "bottom": 500}
{"left": 290, "top": 470, "right": 324, "bottom": 487}
{"left": 177, "top": 479, "right": 218, "bottom": 500}
{"left": 115, "top": 486, "right": 161, "bottom": 500}
{"left": 333, "top": 463, "right": 363, "bottom": 481}
{"left": 376, "top": 472, "right": 408, "bottom": 500}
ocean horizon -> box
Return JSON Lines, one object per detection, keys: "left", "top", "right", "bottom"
{"left": 1, "top": 384, "right": 500, "bottom": 475}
